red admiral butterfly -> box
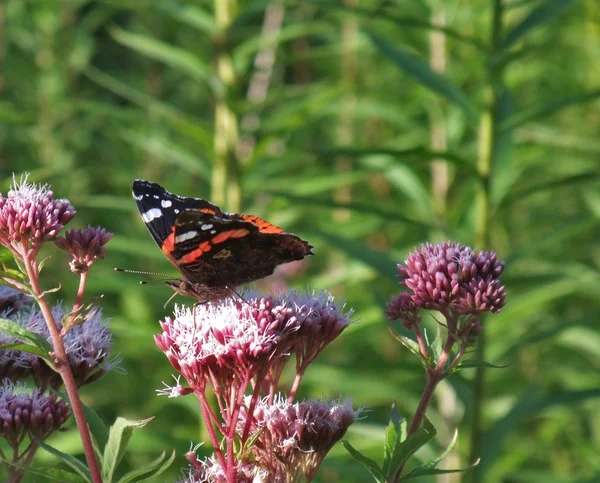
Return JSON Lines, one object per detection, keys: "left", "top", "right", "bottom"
{"left": 132, "top": 179, "right": 313, "bottom": 302}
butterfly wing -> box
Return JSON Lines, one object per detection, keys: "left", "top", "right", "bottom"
{"left": 131, "top": 179, "right": 223, "bottom": 266}
{"left": 173, "top": 209, "right": 313, "bottom": 287}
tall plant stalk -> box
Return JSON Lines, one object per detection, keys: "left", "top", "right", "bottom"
{"left": 470, "top": 1, "right": 505, "bottom": 480}
{"left": 213, "top": 0, "right": 241, "bottom": 211}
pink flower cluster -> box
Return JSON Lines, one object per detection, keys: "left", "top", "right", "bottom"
{"left": 387, "top": 242, "right": 506, "bottom": 328}
{"left": 156, "top": 290, "right": 355, "bottom": 482}
{"left": 0, "top": 176, "right": 75, "bottom": 259}
{"left": 55, "top": 226, "right": 113, "bottom": 274}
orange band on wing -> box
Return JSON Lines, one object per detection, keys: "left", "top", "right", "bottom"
{"left": 211, "top": 228, "right": 250, "bottom": 245}
{"left": 240, "top": 214, "right": 284, "bottom": 234}
{"left": 181, "top": 241, "right": 213, "bottom": 264}
{"left": 161, "top": 230, "right": 176, "bottom": 256}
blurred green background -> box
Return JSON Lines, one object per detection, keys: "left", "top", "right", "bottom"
{"left": 2, "top": 0, "right": 600, "bottom": 481}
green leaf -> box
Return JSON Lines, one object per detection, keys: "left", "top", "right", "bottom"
{"left": 0, "top": 462, "right": 87, "bottom": 482}
{"left": 430, "top": 325, "right": 443, "bottom": 363}
{"left": 109, "top": 27, "right": 219, "bottom": 93}
{"left": 503, "top": 0, "right": 576, "bottom": 49}
{"left": 500, "top": 90, "right": 600, "bottom": 131}
{"left": 116, "top": 449, "right": 176, "bottom": 483}
{"left": 388, "top": 329, "right": 428, "bottom": 368}
{"left": 0, "top": 343, "right": 53, "bottom": 363}
{"left": 368, "top": 33, "right": 478, "bottom": 122}
{"left": 383, "top": 403, "right": 406, "bottom": 475}
{"left": 102, "top": 417, "right": 154, "bottom": 483}
{"left": 401, "top": 463, "right": 479, "bottom": 482}
{"left": 342, "top": 440, "right": 385, "bottom": 483}
{"left": 383, "top": 403, "right": 409, "bottom": 478}
{"left": 453, "top": 359, "right": 510, "bottom": 371}
{"left": 81, "top": 402, "right": 109, "bottom": 456}
{"left": 311, "top": 230, "right": 398, "bottom": 282}
{"left": 0, "top": 319, "right": 54, "bottom": 363}
{"left": 156, "top": 3, "right": 216, "bottom": 35}
{"left": 394, "top": 417, "right": 437, "bottom": 469}
{"left": 498, "top": 171, "right": 600, "bottom": 209}
{"left": 36, "top": 438, "right": 92, "bottom": 483}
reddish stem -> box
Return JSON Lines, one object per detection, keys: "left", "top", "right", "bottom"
{"left": 414, "top": 325, "right": 429, "bottom": 358}
{"left": 241, "top": 370, "right": 266, "bottom": 443}
{"left": 287, "top": 370, "right": 303, "bottom": 403}
{"left": 22, "top": 256, "right": 102, "bottom": 483}
{"left": 73, "top": 271, "right": 88, "bottom": 311}
{"left": 196, "top": 389, "right": 227, "bottom": 470}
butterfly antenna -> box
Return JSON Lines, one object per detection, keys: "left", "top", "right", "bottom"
{"left": 227, "top": 286, "right": 248, "bottom": 304}
{"left": 163, "top": 291, "right": 179, "bottom": 309}
{"left": 115, "top": 267, "right": 171, "bottom": 278}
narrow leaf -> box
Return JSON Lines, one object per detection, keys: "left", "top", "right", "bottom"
{"left": 503, "top": 0, "right": 576, "bottom": 49}
{"left": 0, "top": 343, "right": 54, "bottom": 364}
{"left": 36, "top": 438, "right": 92, "bottom": 483}
{"left": 109, "top": 27, "right": 218, "bottom": 93}
{"left": 116, "top": 449, "right": 176, "bottom": 483}
{"left": 0, "top": 319, "right": 54, "bottom": 354}
{"left": 394, "top": 417, "right": 437, "bottom": 468}
{"left": 342, "top": 440, "right": 385, "bottom": 483}
{"left": 388, "top": 329, "right": 428, "bottom": 367}
{"left": 136, "top": 449, "right": 177, "bottom": 482}
{"left": 81, "top": 402, "right": 109, "bottom": 455}
{"left": 102, "top": 417, "right": 154, "bottom": 482}
{"left": 368, "top": 33, "right": 478, "bottom": 122}
{"left": 401, "top": 461, "right": 479, "bottom": 482}
{"left": 500, "top": 90, "right": 600, "bottom": 131}
{"left": 383, "top": 403, "right": 406, "bottom": 475}
{"left": 454, "top": 359, "right": 510, "bottom": 370}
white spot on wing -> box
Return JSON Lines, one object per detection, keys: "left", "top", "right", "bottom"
{"left": 201, "top": 224, "right": 213, "bottom": 231}
{"left": 133, "top": 194, "right": 143, "bottom": 201}
{"left": 210, "top": 230, "right": 216, "bottom": 234}
{"left": 153, "top": 195, "right": 159, "bottom": 199}
{"left": 175, "top": 231, "right": 198, "bottom": 243}
{"left": 142, "top": 208, "right": 163, "bottom": 222}
{"left": 161, "top": 199, "right": 172, "bottom": 208}
{"left": 174, "top": 209, "right": 180, "bottom": 214}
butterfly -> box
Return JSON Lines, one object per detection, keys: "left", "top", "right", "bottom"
{"left": 132, "top": 179, "right": 313, "bottom": 302}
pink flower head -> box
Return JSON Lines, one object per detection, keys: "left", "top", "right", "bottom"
{"left": 385, "top": 292, "right": 421, "bottom": 329}
{"left": 55, "top": 225, "right": 113, "bottom": 274}
{"left": 238, "top": 395, "right": 360, "bottom": 481}
{"left": 0, "top": 303, "right": 112, "bottom": 389}
{"left": 0, "top": 175, "right": 75, "bottom": 259}
{"left": 179, "top": 455, "right": 267, "bottom": 483}
{"left": 0, "top": 379, "right": 71, "bottom": 447}
{"left": 155, "top": 290, "right": 351, "bottom": 394}
{"left": 397, "top": 241, "right": 506, "bottom": 315}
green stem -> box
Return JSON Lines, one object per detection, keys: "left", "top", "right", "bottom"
{"left": 212, "top": 0, "right": 240, "bottom": 211}
{"left": 469, "top": 1, "right": 504, "bottom": 479}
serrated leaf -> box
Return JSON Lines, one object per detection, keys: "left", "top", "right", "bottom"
{"left": 368, "top": 33, "right": 478, "bottom": 122}
{"left": 102, "top": 417, "right": 154, "bottom": 482}
{"left": 116, "top": 449, "right": 176, "bottom": 483}
{"left": 502, "top": 0, "right": 576, "bottom": 49}
{"left": 342, "top": 440, "right": 385, "bottom": 483}
{"left": 38, "top": 255, "right": 53, "bottom": 272}
{"left": 36, "top": 438, "right": 92, "bottom": 483}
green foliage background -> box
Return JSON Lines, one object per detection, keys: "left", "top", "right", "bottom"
{"left": 1, "top": 0, "right": 600, "bottom": 481}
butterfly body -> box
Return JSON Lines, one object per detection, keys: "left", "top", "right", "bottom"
{"left": 132, "top": 179, "right": 313, "bottom": 302}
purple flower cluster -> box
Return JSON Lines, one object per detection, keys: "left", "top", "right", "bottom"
{"left": 55, "top": 226, "right": 113, "bottom": 274}
{"left": 0, "top": 286, "right": 30, "bottom": 316}
{"left": 0, "top": 380, "right": 71, "bottom": 447}
{"left": 387, "top": 242, "right": 506, "bottom": 326}
{"left": 0, "top": 303, "right": 112, "bottom": 390}
{"left": 0, "top": 175, "right": 75, "bottom": 259}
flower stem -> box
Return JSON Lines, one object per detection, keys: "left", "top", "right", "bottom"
{"left": 196, "top": 389, "right": 227, "bottom": 470}
{"left": 470, "top": 2, "right": 504, "bottom": 479}
{"left": 23, "top": 257, "right": 102, "bottom": 483}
